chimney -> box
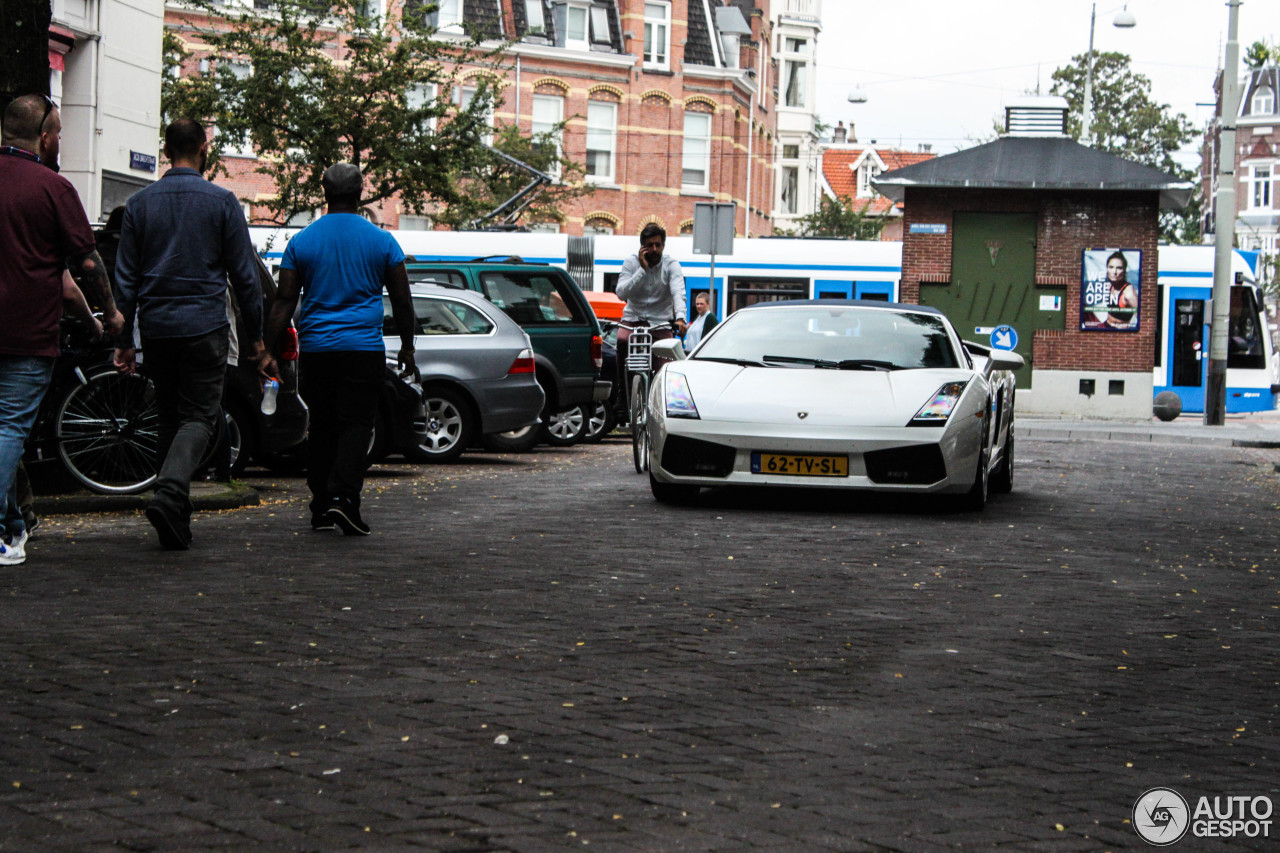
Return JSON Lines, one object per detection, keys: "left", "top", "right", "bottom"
{"left": 918, "top": 143, "right": 932, "bottom": 153}
{"left": 833, "top": 121, "right": 847, "bottom": 143}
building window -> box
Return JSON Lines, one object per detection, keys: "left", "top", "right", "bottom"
{"left": 1250, "top": 165, "right": 1273, "bottom": 209}
{"left": 527, "top": 220, "right": 561, "bottom": 233}
{"left": 586, "top": 100, "right": 617, "bottom": 182}
{"left": 531, "top": 94, "right": 564, "bottom": 177}
{"left": 455, "top": 82, "right": 494, "bottom": 145}
{"left": 782, "top": 144, "right": 799, "bottom": 160}
{"left": 682, "top": 111, "right": 712, "bottom": 189}
{"left": 644, "top": 2, "right": 670, "bottom": 67}
{"left": 1252, "top": 86, "right": 1275, "bottom": 115}
{"left": 431, "top": 0, "right": 463, "bottom": 29}
{"left": 857, "top": 162, "right": 880, "bottom": 197}
{"left": 554, "top": 1, "right": 590, "bottom": 51}
{"left": 407, "top": 82, "right": 437, "bottom": 131}
{"left": 220, "top": 62, "right": 255, "bottom": 158}
{"left": 584, "top": 218, "right": 615, "bottom": 236}
{"left": 781, "top": 166, "right": 799, "bottom": 214}
{"left": 782, "top": 37, "right": 808, "bottom": 108}
{"left": 525, "top": 0, "right": 546, "bottom": 35}
{"left": 589, "top": 5, "right": 611, "bottom": 46}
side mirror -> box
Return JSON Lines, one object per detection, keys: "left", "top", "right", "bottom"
{"left": 651, "top": 337, "right": 686, "bottom": 361}
{"left": 985, "top": 349, "right": 1024, "bottom": 375}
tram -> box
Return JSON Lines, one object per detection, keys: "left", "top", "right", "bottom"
{"left": 249, "top": 228, "right": 1277, "bottom": 413}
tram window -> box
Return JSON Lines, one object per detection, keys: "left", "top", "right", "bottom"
{"left": 1227, "top": 287, "right": 1266, "bottom": 370}
{"left": 603, "top": 273, "right": 620, "bottom": 293}
{"left": 728, "top": 277, "right": 808, "bottom": 314}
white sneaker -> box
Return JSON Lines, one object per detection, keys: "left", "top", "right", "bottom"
{"left": 0, "top": 536, "right": 25, "bottom": 566}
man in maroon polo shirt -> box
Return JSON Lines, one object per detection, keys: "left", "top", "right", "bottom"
{"left": 0, "top": 93, "right": 124, "bottom": 566}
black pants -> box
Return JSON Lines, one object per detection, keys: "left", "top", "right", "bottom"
{"left": 143, "top": 327, "right": 229, "bottom": 521}
{"left": 300, "top": 351, "right": 382, "bottom": 516}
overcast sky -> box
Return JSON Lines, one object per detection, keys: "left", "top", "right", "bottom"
{"left": 813, "top": 0, "right": 1275, "bottom": 159}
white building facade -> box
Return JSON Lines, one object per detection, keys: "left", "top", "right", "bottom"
{"left": 50, "top": 0, "right": 164, "bottom": 222}
{"left": 770, "top": 0, "right": 821, "bottom": 234}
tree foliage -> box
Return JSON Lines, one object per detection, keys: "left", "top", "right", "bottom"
{"left": 1243, "top": 40, "right": 1275, "bottom": 70}
{"left": 163, "top": 0, "right": 585, "bottom": 227}
{"left": 784, "top": 194, "right": 885, "bottom": 241}
{"left": 1051, "top": 51, "right": 1199, "bottom": 244}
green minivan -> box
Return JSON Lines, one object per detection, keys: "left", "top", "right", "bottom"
{"left": 403, "top": 258, "right": 608, "bottom": 451}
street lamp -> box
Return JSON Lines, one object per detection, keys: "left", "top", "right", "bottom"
{"left": 847, "top": 86, "right": 868, "bottom": 104}
{"left": 1081, "top": 3, "right": 1136, "bottom": 146}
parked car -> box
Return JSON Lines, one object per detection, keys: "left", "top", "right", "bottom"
{"left": 403, "top": 258, "right": 606, "bottom": 451}
{"left": 644, "top": 300, "right": 1022, "bottom": 509}
{"left": 378, "top": 283, "right": 545, "bottom": 462}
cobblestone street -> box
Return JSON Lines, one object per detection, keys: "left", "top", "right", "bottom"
{"left": 1, "top": 435, "right": 1277, "bottom": 851}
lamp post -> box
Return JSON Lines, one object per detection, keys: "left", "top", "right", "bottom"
{"left": 1205, "top": 0, "right": 1244, "bottom": 426}
{"left": 1081, "top": 3, "right": 1136, "bottom": 146}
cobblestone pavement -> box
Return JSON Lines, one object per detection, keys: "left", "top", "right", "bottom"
{"left": 2, "top": 435, "right": 1278, "bottom": 852}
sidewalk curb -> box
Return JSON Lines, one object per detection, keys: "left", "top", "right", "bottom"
{"left": 1020, "top": 425, "right": 1280, "bottom": 449}
{"left": 36, "top": 482, "right": 260, "bottom": 517}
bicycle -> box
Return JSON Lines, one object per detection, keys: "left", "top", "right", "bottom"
{"left": 620, "top": 320, "right": 678, "bottom": 474}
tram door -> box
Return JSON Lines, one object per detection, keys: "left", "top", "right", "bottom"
{"left": 1168, "top": 287, "right": 1210, "bottom": 411}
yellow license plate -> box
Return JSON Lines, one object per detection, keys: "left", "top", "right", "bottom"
{"left": 751, "top": 452, "right": 848, "bottom": 477}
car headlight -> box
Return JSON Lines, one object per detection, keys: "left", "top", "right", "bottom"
{"left": 665, "top": 372, "right": 700, "bottom": 419}
{"left": 909, "top": 381, "right": 967, "bottom": 426}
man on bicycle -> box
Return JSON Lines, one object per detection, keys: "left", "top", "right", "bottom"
{"left": 615, "top": 224, "right": 686, "bottom": 420}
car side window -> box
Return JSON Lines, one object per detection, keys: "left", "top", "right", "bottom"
{"left": 478, "top": 272, "right": 585, "bottom": 326}
{"left": 407, "top": 268, "right": 467, "bottom": 289}
{"left": 383, "top": 296, "right": 495, "bottom": 335}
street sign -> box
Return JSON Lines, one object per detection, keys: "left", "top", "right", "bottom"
{"left": 692, "top": 202, "right": 735, "bottom": 256}
{"left": 990, "top": 324, "right": 1018, "bottom": 351}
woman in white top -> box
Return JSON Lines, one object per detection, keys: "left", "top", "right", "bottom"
{"left": 683, "top": 291, "right": 719, "bottom": 352}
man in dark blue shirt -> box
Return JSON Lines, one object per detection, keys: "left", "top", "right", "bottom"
{"left": 113, "top": 119, "right": 265, "bottom": 550}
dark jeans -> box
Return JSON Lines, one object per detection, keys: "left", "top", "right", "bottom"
{"left": 142, "top": 327, "right": 230, "bottom": 521}
{"left": 300, "top": 351, "right": 383, "bottom": 515}
{"left": 615, "top": 325, "right": 676, "bottom": 419}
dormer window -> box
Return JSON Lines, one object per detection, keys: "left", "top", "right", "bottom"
{"left": 1253, "top": 85, "right": 1275, "bottom": 116}
{"left": 525, "top": 0, "right": 546, "bottom": 35}
{"left": 644, "top": 2, "right": 670, "bottom": 67}
{"left": 857, "top": 161, "right": 880, "bottom": 198}
{"left": 431, "top": 0, "right": 463, "bottom": 30}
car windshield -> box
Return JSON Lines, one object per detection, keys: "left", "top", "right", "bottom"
{"left": 694, "top": 306, "right": 960, "bottom": 370}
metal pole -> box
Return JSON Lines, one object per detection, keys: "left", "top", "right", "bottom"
{"left": 1205, "top": 0, "right": 1242, "bottom": 426}
{"left": 1081, "top": 3, "right": 1096, "bottom": 145}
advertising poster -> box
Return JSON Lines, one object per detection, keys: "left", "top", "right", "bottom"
{"left": 1080, "top": 248, "right": 1141, "bottom": 331}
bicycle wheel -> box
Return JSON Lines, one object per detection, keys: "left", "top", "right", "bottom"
{"left": 630, "top": 373, "right": 650, "bottom": 474}
{"left": 55, "top": 366, "right": 160, "bottom": 494}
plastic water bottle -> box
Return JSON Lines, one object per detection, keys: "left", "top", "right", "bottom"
{"left": 261, "top": 378, "right": 279, "bottom": 415}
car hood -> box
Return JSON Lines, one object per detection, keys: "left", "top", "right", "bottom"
{"left": 673, "top": 362, "right": 974, "bottom": 428}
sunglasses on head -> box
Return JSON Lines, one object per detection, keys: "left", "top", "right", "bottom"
{"left": 39, "top": 94, "right": 56, "bottom": 132}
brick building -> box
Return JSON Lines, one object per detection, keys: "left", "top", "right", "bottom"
{"left": 874, "top": 98, "right": 1194, "bottom": 419}
{"left": 165, "top": 0, "right": 820, "bottom": 238}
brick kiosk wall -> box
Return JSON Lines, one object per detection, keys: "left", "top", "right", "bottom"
{"left": 900, "top": 187, "right": 1161, "bottom": 374}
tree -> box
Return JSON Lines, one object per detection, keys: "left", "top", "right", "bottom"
{"left": 1050, "top": 51, "right": 1198, "bottom": 243}
{"left": 784, "top": 194, "right": 884, "bottom": 241}
{"left": 1243, "top": 40, "right": 1274, "bottom": 70}
{"left": 0, "top": 0, "right": 52, "bottom": 108}
{"left": 163, "top": 0, "right": 565, "bottom": 226}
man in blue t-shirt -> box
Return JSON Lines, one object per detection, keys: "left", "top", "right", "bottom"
{"left": 261, "top": 163, "right": 416, "bottom": 535}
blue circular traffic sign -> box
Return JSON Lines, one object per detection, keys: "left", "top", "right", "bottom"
{"left": 990, "top": 325, "right": 1018, "bottom": 351}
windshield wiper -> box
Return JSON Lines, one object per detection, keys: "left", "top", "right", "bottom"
{"left": 835, "top": 359, "right": 898, "bottom": 371}
{"left": 762, "top": 355, "right": 838, "bottom": 369}
{"left": 697, "top": 356, "right": 768, "bottom": 367}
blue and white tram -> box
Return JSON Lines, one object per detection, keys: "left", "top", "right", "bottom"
{"left": 1154, "top": 246, "right": 1278, "bottom": 414}
{"left": 586, "top": 235, "right": 901, "bottom": 315}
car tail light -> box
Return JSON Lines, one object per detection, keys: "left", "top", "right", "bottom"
{"left": 279, "top": 326, "right": 300, "bottom": 361}
{"left": 590, "top": 334, "right": 603, "bottom": 370}
{"left": 507, "top": 348, "right": 536, "bottom": 375}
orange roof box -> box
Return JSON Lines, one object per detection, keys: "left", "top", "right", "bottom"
{"left": 585, "top": 290, "right": 624, "bottom": 320}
